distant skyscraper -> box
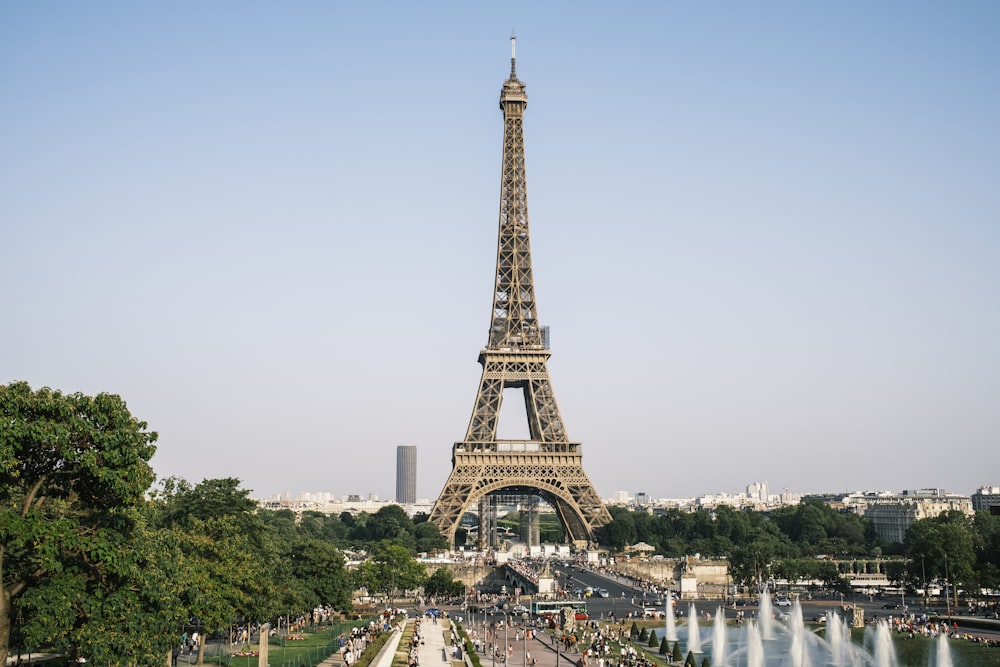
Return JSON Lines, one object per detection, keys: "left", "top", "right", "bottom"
{"left": 747, "top": 481, "right": 769, "bottom": 503}
{"left": 396, "top": 445, "right": 417, "bottom": 504}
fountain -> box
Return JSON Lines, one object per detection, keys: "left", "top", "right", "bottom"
{"left": 696, "top": 601, "right": 946, "bottom": 667}
{"left": 787, "top": 601, "right": 810, "bottom": 667}
{"left": 868, "top": 620, "right": 898, "bottom": 667}
{"left": 667, "top": 594, "right": 960, "bottom": 667}
{"left": 746, "top": 620, "right": 764, "bottom": 667}
{"left": 711, "top": 606, "right": 727, "bottom": 667}
{"left": 825, "top": 608, "right": 858, "bottom": 667}
{"left": 686, "top": 603, "right": 702, "bottom": 654}
{"left": 758, "top": 586, "right": 776, "bottom": 640}
{"left": 665, "top": 596, "right": 677, "bottom": 642}
{"left": 936, "top": 633, "right": 954, "bottom": 667}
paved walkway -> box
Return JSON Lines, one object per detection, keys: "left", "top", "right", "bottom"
{"left": 450, "top": 622, "right": 579, "bottom": 667}
{"left": 319, "top": 612, "right": 589, "bottom": 667}
{"left": 415, "top": 615, "right": 453, "bottom": 667}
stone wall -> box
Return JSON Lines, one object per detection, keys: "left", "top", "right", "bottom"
{"left": 612, "top": 558, "right": 731, "bottom": 599}
{"left": 424, "top": 562, "right": 499, "bottom": 589}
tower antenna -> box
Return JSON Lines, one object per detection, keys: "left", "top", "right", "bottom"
{"left": 509, "top": 33, "right": 517, "bottom": 79}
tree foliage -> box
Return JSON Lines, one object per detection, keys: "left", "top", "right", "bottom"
{"left": 1, "top": 382, "right": 158, "bottom": 665}
{"left": 0, "top": 381, "right": 453, "bottom": 665}
{"left": 424, "top": 568, "right": 466, "bottom": 598}
{"left": 904, "top": 510, "right": 978, "bottom": 605}
{"left": 595, "top": 500, "right": 880, "bottom": 586}
{"left": 354, "top": 541, "right": 427, "bottom": 599}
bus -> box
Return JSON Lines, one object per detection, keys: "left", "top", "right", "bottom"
{"left": 531, "top": 600, "right": 588, "bottom": 619}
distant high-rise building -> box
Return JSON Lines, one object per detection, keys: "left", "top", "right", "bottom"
{"left": 635, "top": 492, "right": 649, "bottom": 505}
{"left": 396, "top": 445, "right": 417, "bottom": 504}
{"left": 746, "top": 481, "right": 769, "bottom": 504}
{"left": 612, "top": 491, "right": 629, "bottom": 504}
{"left": 972, "top": 486, "right": 1000, "bottom": 512}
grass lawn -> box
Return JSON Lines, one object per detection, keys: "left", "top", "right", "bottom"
{"left": 204, "top": 621, "right": 363, "bottom": 667}
{"left": 888, "top": 634, "right": 1000, "bottom": 667}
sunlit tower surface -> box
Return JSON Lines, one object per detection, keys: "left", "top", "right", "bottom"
{"left": 430, "top": 38, "right": 611, "bottom": 548}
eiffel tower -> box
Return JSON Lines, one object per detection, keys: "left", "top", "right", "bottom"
{"left": 430, "top": 39, "right": 611, "bottom": 549}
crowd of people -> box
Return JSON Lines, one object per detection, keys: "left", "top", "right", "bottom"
{"left": 506, "top": 558, "right": 543, "bottom": 587}
{"left": 888, "top": 616, "right": 1000, "bottom": 648}
{"left": 404, "top": 615, "right": 424, "bottom": 667}
{"left": 340, "top": 620, "right": 382, "bottom": 667}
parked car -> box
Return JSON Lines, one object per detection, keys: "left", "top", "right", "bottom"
{"left": 575, "top": 611, "right": 589, "bottom": 621}
{"left": 774, "top": 597, "right": 792, "bottom": 607}
{"left": 880, "top": 603, "right": 900, "bottom": 610}
{"left": 813, "top": 612, "right": 828, "bottom": 623}
{"left": 511, "top": 605, "right": 529, "bottom": 615}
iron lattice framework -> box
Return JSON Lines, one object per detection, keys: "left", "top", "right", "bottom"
{"left": 430, "top": 41, "right": 611, "bottom": 548}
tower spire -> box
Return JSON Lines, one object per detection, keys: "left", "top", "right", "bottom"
{"left": 510, "top": 33, "right": 517, "bottom": 80}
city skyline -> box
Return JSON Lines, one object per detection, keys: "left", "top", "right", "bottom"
{"left": 261, "top": 480, "right": 996, "bottom": 507}
{"left": 3, "top": 4, "right": 998, "bottom": 501}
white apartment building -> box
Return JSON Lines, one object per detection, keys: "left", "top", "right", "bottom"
{"left": 971, "top": 486, "right": 1000, "bottom": 512}
{"left": 855, "top": 488, "right": 973, "bottom": 544}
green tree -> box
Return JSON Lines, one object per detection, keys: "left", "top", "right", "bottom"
{"left": 354, "top": 541, "right": 427, "bottom": 603}
{"left": 973, "top": 511, "right": 1000, "bottom": 591}
{"left": 659, "top": 636, "right": 668, "bottom": 655}
{"left": 596, "top": 507, "right": 637, "bottom": 552}
{"left": 0, "top": 382, "right": 159, "bottom": 665}
{"left": 672, "top": 641, "right": 683, "bottom": 662}
{"left": 150, "top": 479, "right": 283, "bottom": 664}
{"left": 415, "top": 522, "right": 448, "bottom": 554}
{"left": 424, "top": 567, "right": 465, "bottom": 598}
{"left": 685, "top": 650, "right": 696, "bottom": 667}
{"left": 297, "top": 510, "right": 349, "bottom": 543}
{"left": 905, "top": 511, "right": 975, "bottom": 609}
{"left": 288, "top": 537, "right": 354, "bottom": 610}
{"left": 155, "top": 477, "right": 257, "bottom": 527}
{"left": 638, "top": 627, "right": 648, "bottom": 641}
{"left": 647, "top": 629, "right": 658, "bottom": 647}
{"left": 261, "top": 508, "right": 300, "bottom": 544}
{"left": 884, "top": 560, "right": 908, "bottom": 588}
{"left": 367, "top": 505, "right": 417, "bottom": 548}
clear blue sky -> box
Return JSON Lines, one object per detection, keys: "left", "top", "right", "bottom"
{"left": 3, "top": 2, "right": 998, "bottom": 502}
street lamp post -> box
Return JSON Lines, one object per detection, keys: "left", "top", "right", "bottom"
{"left": 503, "top": 605, "right": 510, "bottom": 665}
{"left": 922, "top": 557, "right": 928, "bottom": 607}
{"left": 945, "top": 554, "right": 951, "bottom": 615}
{"left": 522, "top": 612, "right": 529, "bottom": 666}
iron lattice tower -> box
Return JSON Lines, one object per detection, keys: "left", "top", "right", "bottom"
{"left": 430, "top": 39, "right": 611, "bottom": 548}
